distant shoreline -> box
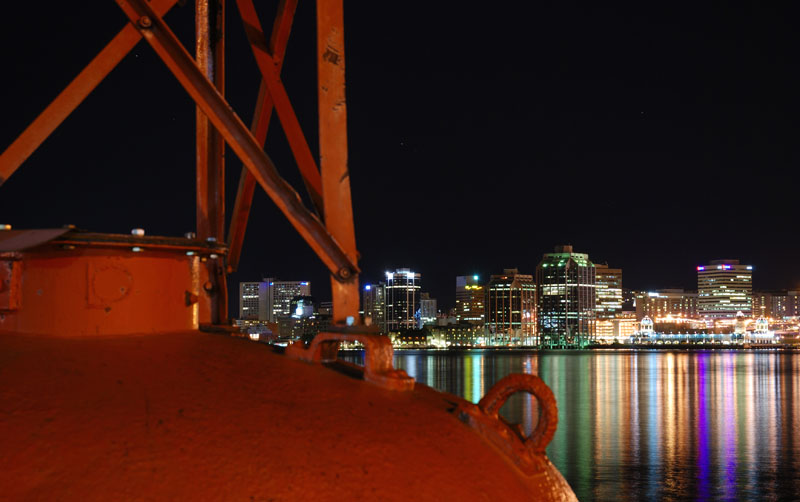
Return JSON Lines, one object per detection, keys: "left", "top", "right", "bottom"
{"left": 368, "top": 343, "right": 800, "bottom": 352}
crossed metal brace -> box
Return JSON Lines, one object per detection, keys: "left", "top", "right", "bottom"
{"left": 0, "top": 0, "right": 359, "bottom": 305}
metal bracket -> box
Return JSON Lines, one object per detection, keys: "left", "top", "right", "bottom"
{"left": 285, "top": 332, "right": 414, "bottom": 391}
{"left": 456, "top": 374, "right": 558, "bottom": 475}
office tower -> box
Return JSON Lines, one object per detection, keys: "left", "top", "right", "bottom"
{"left": 262, "top": 278, "right": 311, "bottom": 322}
{"left": 634, "top": 289, "right": 699, "bottom": 321}
{"left": 697, "top": 260, "right": 752, "bottom": 318}
{"left": 485, "top": 268, "right": 536, "bottom": 346}
{"left": 385, "top": 268, "right": 420, "bottom": 332}
{"left": 362, "top": 282, "right": 386, "bottom": 331}
{"left": 595, "top": 264, "right": 623, "bottom": 319}
{"left": 455, "top": 275, "right": 485, "bottom": 326}
{"left": 419, "top": 293, "right": 438, "bottom": 327}
{"left": 536, "top": 245, "right": 596, "bottom": 348}
{"left": 753, "top": 290, "right": 792, "bottom": 319}
{"left": 239, "top": 281, "right": 269, "bottom": 320}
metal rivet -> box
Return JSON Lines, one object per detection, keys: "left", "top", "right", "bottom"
{"left": 138, "top": 16, "right": 152, "bottom": 28}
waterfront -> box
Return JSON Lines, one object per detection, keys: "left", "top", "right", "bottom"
{"left": 343, "top": 350, "right": 800, "bottom": 501}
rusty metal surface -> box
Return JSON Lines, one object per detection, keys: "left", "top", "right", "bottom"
{"left": 51, "top": 230, "right": 227, "bottom": 253}
{"left": 0, "top": 330, "right": 570, "bottom": 500}
{"left": 195, "top": 0, "right": 226, "bottom": 244}
{"left": 227, "top": 0, "right": 299, "bottom": 272}
{"left": 195, "top": 0, "right": 227, "bottom": 324}
{"left": 114, "top": 0, "right": 358, "bottom": 282}
{"left": 0, "top": 0, "right": 178, "bottom": 186}
{"left": 0, "top": 245, "right": 213, "bottom": 335}
{"left": 0, "top": 228, "right": 70, "bottom": 252}
{"left": 317, "top": 0, "right": 360, "bottom": 322}
{"left": 286, "top": 330, "right": 414, "bottom": 391}
{"left": 456, "top": 374, "right": 577, "bottom": 501}
{"left": 0, "top": 257, "right": 22, "bottom": 312}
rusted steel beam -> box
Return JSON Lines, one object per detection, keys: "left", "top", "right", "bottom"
{"left": 0, "top": 0, "right": 179, "bottom": 185}
{"left": 317, "top": 0, "right": 360, "bottom": 323}
{"left": 236, "top": 0, "right": 324, "bottom": 213}
{"left": 195, "top": 0, "right": 226, "bottom": 243}
{"left": 196, "top": 0, "right": 227, "bottom": 323}
{"left": 227, "top": 0, "right": 298, "bottom": 273}
{"left": 114, "top": 0, "right": 358, "bottom": 280}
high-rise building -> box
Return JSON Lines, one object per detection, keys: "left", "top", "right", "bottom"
{"left": 536, "top": 245, "right": 596, "bottom": 348}
{"left": 385, "top": 269, "right": 420, "bottom": 332}
{"left": 789, "top": 291, "right": 800, "bottom": 317}
{"left": 239, "top": 281, "right": 270, "bottom": 320}
{"left": 485, "top": 268, "right": 536, "bottom": 346}
{"left": 753, "top": 290, "right": 793, "bottom": 319}
{"left": 594, "top": 264, "right": 623, "bottom": 319}
{"left": 752, "top": 291, "right": 773, "bottom": 319}
{"left": 362, "top": 282, "right": 386, "bottom": 331}
{"left": 455, "top": 275, "right": 485, "bottom": 325}
{"left": 697, "top": 260, "right": 752, "bottom": 318}
{"left": 419, "top": 293, "right": 438, "bottom": 327}
{"left": 263, "top": 278, "right": 311, "bottom": 322}
{"left": 634, "top": 289, "right": 698, "bottom": 321}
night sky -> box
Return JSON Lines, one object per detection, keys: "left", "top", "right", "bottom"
{"left": 1, "top": 2, "right": 799, "bottom": 312}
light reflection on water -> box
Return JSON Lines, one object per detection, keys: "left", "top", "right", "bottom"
{"left": 341, "top": 349, "right": 800, "bottom": 501}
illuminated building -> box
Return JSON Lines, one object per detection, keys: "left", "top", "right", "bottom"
{"left": 455, "top": 275, "right": 485, "bottom": 325}
{"left": 595, "top": 312, "right": 638, "bottom": 343}
{"left": 594, "top": 264, "right": 622, "bottom": 319}
{"left": 419, "top": 293, "right": 438, "bottom": 327}
{"left": 696, "top": 260, "right": 752, "bottom": 318}
{"left": 427, "top": 323, "right": 484, "bottom": 347}
{"left": 291, "top": 296, "right": 315, "bottom": 318}
{"left": 789, "top": 291, "right": 800, "bottom": 317}
{"left": 753, "top": 290, "right": 796, "bottom": 319}
{"left": 536, "top": 245, "right": 595, "bottom": 348}
{"left": 262, "top": 279, "right": 312, "bottom": 322}
{"left": 639, "top": 316, "right": 654, "bottom": 335}
{"left": 385, "top": 269, "right": 421, "bottom": 332}
{"left": 485, "top": 268, "right": 536, "bottom": 346}
{"left": 239, "top": 281, "right": 270, "bottom": 320}
{"left": 634, "top": 289, "right": 698, "bottom": 321}
{"left": 362, "top": 282, "right": 386, "bottom": 331}
{"left": 752, "top": 291, "right": 771, "bottom": 319}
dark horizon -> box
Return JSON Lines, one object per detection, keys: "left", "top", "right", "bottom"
{"left": 2, "top": 2, "right": 798, "bottom": 312}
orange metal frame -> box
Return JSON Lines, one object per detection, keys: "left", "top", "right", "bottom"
{"left": 0, "top": 0, "right": 361, "bottom": 325}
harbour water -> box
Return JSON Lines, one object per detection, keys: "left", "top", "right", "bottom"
{"left": 343, "top": 349, "right": 800, "bottom": 501}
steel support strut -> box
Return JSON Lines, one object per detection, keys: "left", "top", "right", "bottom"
{"left": 227, "top": 0, "right": 300, "bottom": 272}
{"left": 114, "top": 0, "right": 358, "bottom": 281}
{"left": 317, "top": 0, "right": 360, "bottom": 323}
{"left": 196, "top": 0, "right": 226, "bottom": 244}
{"left": 196, "top": 0, "right": 227, "bottom": 323}
{"left": 236, "top": 0, "right": 324, "bottom": 214}
{"left": 0, "top": 0, "right": 179, "bottom": 185}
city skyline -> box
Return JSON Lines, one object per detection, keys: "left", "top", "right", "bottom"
{"left": 244, "top": 251, "right": 797, "bottom": 315}
{"left": 2, "top": 3, "right": 799, "bottom": 316}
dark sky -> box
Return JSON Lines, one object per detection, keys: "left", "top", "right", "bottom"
{"left": 1, "top": 2, "right": 799, "bottom": 312}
